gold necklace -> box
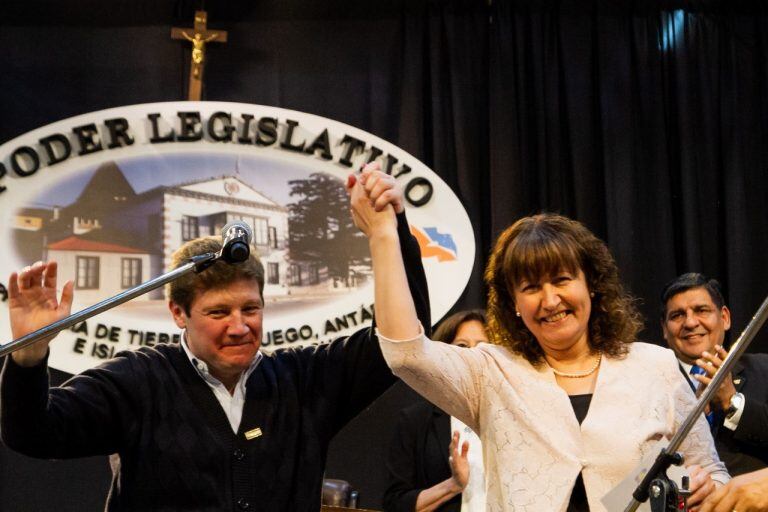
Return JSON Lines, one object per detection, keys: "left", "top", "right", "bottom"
{"left": 548, "top": 352, "right": 602, "bottom": 378}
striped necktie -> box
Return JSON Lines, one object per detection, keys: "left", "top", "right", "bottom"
{"left": 689, "top": 365, "right": 715, "bottom": 426}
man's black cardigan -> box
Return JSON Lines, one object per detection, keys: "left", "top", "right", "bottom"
{"left": 1, "top": 212, "right": 431, "bottom": 512}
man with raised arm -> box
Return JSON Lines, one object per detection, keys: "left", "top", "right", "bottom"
{"left": 1, "top": 167, "right": 430, "bottom": 512}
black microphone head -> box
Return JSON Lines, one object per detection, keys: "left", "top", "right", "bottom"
{"left": 227, "top": 241, "right": 250, "bottom": 263}
{"left": 221, "top": 220, "right": 253, "bottom": 263}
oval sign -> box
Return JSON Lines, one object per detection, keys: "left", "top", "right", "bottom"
{"left": 0, "top": 102, "right": 475, "bottom": 374}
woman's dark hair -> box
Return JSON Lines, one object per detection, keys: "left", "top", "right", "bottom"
{"left": 659, "top": 272, "right": 725, "bottom": 319}
{"left": 484, "top": 213, "right": 642, "bottom": 365}
{"left": 433, "top": 309, "right": 487, "bottom": 344}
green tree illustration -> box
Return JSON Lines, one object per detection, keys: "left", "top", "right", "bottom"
{"left": 287, "top": 173, "right": 369, "bottom": 282}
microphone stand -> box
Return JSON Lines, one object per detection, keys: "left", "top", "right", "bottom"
{"left": 0, "top": 251, "right": 221, "bottom": 358}
{"left": 623, "top": 293, "right": 768, "bottom": 512}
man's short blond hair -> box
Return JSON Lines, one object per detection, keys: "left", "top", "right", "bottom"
{"left": 166, "top": 236, "right": 264, "bottom": 314}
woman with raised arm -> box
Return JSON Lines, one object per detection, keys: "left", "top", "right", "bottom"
{"left": 348, "top": 174, "right": 727, "bottom": 512}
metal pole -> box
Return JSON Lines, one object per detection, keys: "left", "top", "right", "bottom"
{"left": 0, "top": 252, "right": 218, "bottom": 358}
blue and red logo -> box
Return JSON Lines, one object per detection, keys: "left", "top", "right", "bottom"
{"left": 411, "top": 226, "right": 457, "bottom": 262}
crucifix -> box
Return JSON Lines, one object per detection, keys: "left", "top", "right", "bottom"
{"left": 171, "top": 10, "right": 228, "bottom": 101}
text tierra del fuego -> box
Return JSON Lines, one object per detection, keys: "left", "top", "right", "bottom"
{"left": 67, "top": 303, "right": 375, "bottom": 360}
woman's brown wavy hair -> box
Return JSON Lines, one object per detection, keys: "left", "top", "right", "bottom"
{"left": 484, "top": 213, "right": 642, "bottom": 365}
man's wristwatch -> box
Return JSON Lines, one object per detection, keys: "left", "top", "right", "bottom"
{"left": 726, "top": 392, "right": 745, "bottom": 419}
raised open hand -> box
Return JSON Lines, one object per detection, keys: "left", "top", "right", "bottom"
{"left": 8, "top": 261, "right": 74, "bottom": 366}
{"left": 448, "top": 430, "right": 470, "bottom": 492}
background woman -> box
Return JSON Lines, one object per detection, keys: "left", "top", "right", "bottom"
{"left": 383, "top": 310, "right": 488, "bottom": 512}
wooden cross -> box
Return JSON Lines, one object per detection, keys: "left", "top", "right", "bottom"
{"left": 171, "top": 10, "right": 228, "bottom": 101}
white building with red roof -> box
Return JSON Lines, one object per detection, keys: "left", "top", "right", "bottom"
{"left": 47, "top": 237, "right": 155, "bottom": 304}
{"left": 22, "top": 161, "right": 291, "bottom": 303}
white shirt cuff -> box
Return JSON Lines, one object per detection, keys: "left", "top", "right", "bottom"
{"left": 375, "top": 322, "right": 425, "bottom": 344}
{"left": 723, "top": 392, "right": 745, "bottom": 431}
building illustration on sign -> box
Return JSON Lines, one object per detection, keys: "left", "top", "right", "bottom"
{"left": 12, "top": 160, "right": 371, "bottom": 305}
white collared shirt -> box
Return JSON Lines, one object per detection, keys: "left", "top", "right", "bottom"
{"left": 181, "top": 333, "right": 262, "bottom": 433}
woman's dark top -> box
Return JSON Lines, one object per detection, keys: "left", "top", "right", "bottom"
{"left": 567, "top": 393, "right": 593, "bottom": 512}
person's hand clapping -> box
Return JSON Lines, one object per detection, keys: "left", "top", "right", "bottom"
{"left": 693, "top": 345, "right": 738, "bottom": 412}
{"left": 448, "top": 430, "right": 470, "bottom": 493}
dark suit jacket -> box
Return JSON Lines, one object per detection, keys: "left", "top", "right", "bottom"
{"left": 712, "top": 353, "right": 768, "bottom": 476}
{"left": 680, "top": 352, "right": 768, "bottom": 476}
{"left": 382, "top": 399, "right": 461, "bottom": 512}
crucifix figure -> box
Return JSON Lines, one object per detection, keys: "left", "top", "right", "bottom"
{"left": 171, "top": 10, "right": 228, "bottom": 101}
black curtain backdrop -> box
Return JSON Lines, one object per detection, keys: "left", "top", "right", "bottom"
{"left": 489, "top": 0, "right": 768, "bottom": 352}
{"left": 1, "top": 0, "right": 768, "bottom": 509}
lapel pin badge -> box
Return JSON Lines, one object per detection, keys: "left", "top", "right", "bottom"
{"left": 245, "top": 427, "right": 263, "bottom": 440}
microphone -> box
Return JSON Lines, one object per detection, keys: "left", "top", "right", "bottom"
{"left": 221, "top": 220, "right": 253, "bottom": 263}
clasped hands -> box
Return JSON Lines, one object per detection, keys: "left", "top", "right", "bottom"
{"left": 346, "top": 162, "right": 403, "bottom": 237}
{"left": 691, "top": 345, "right": 738, "bottom": 413}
